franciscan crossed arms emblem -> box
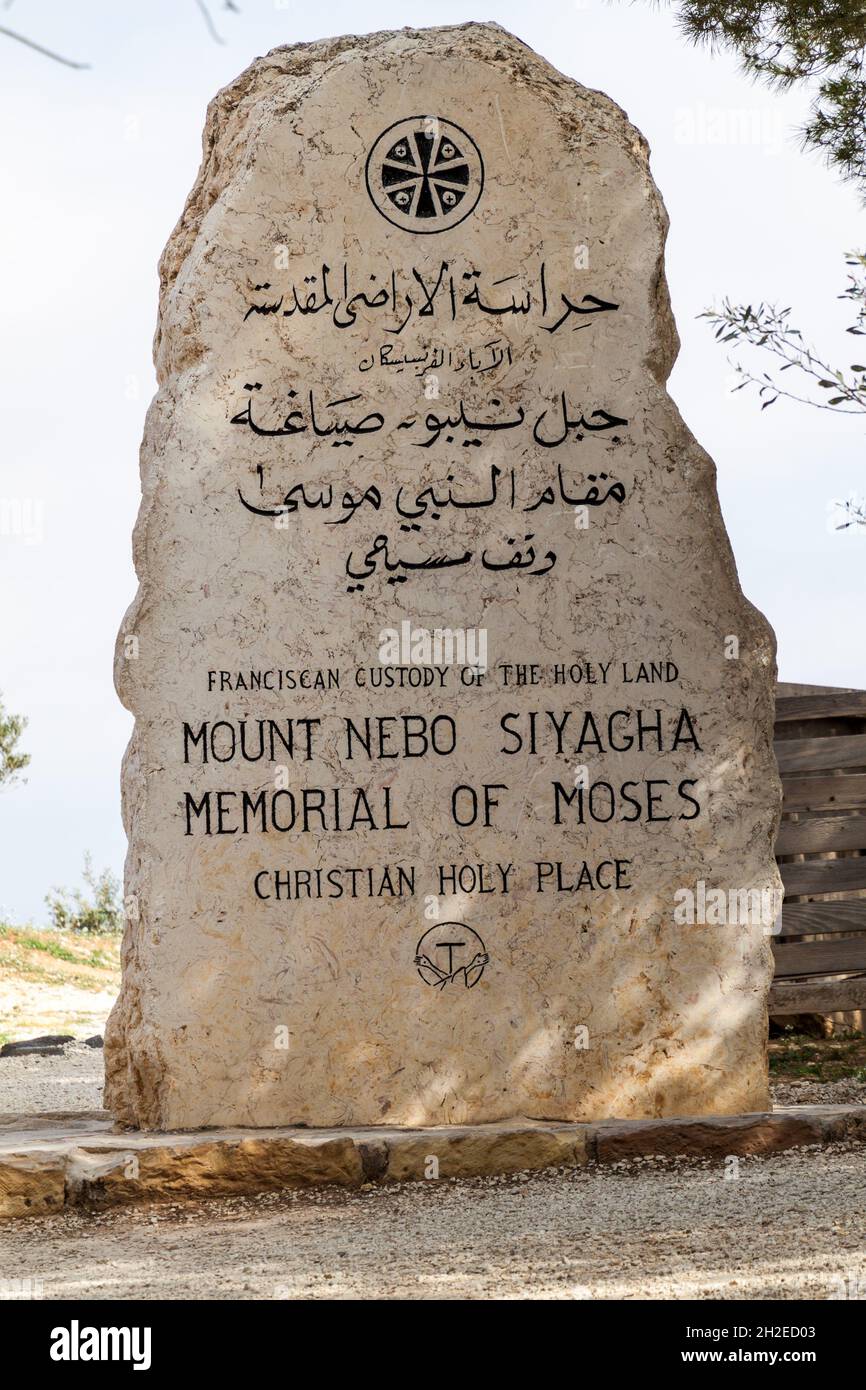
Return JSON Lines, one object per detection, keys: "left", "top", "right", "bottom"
{"left": 365, "top": 116, "right": 484, "bottom": 234}
{"left": 415, "top": 923, "right": 489, "bottom": 989}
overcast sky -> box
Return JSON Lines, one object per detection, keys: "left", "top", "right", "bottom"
{"left": 1, "top": 0, "right": 863, "bottom": 923}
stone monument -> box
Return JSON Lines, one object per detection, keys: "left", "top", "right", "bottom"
{"left": 106, "top": 23, "right": 782, "bottom": 1130}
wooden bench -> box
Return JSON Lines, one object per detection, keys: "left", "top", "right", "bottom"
{"left": 771, "top": 687, "right": 866, "bottom": 1016}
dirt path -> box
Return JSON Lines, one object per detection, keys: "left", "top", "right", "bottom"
{"left": 2, "top": 1144, "right": 864, "bottom": 1300}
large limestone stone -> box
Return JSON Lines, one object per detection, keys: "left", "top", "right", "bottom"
{"left": 106, "top": 23, "right": 781, "bottom": 1130}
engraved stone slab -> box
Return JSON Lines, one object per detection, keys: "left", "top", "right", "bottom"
{"left": 106, "top": 23, "right": 781, "bottom": 1130}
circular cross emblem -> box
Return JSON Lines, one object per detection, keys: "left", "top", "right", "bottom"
{"left": 365, "top": 116, "right": 484, "bottom": 234}
{"left": 415, "top": 923, "right": 488, "bottom": 990}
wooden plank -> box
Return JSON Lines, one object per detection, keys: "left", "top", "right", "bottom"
{"left": 776, "top": 814, "right": 866, "bottom": 855}
{"left": 775, "top": 692, "right": 866, "bottom": 723}
{"left": 777, "top": 900, "right": 866, "bottom": 937}
{"left": 773, "top": 938, "right": 866, "bottom": 977}
{"left": 777, "top": 683, "right": 859, "bottom": 697}
{"left": 775, "top": 733, "right": 866, "bottom": 775}
{"left": 782, "top": 773, "right": 866, "bottom": 812}
{"left": 780, "top": 857, "right": 866, "bottom": 897}
{"left": 769, "top": 976, "right": 866, "bottom": 1015}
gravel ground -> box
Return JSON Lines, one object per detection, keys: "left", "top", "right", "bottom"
{"left": 771, "top": 1077, "right": 866, "bottom": 1107}
{"left": 0, "top": 1043, "right": 105, "bottom": 1115}
{"left": 1, "top": 1143, "right": 864, "bottom": 1300}
{"left": 2, "top": 1047, "right": 864, "bottom": 1300}
{"left": 3, "top": 1044, "right": 866, "bottom": 1117}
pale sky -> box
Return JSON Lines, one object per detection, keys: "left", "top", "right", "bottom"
{"left": 1, "top": 0, "right": 863, "bottom": 923}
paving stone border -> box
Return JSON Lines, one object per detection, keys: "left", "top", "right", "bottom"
{"left": 1, "top": 1105, "right": 864, "bottom": 1220}
{"left": 0, "top": 1034, "right": 103, "bottom": 1057}
{"left": 0, "top": 1035, "right": 75, "bottom": 1058}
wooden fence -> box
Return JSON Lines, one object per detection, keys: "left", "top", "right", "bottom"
{"left": 771, "top": 686, "right": 866, "bottom": 1016}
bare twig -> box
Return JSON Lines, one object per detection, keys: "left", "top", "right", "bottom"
{"left": 0, "top": 22, "right": 90, "bottom": 68}
{"left": 193, "top": 0, "right": 225, "bottom": 45}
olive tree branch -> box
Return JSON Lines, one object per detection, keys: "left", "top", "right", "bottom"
{"left": 702, "top": 251, "right": 866, "bottom": 414}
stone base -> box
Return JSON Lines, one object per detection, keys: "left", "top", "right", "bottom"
{"left": 2, "top": 1106, "right": 864, "bottom": 1221}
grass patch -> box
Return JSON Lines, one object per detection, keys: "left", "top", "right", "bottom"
{"left": 769, "top": 1030, "right": 866, "bottom": 1083}
{"left": 0, "top": 923, "right": 120, "bottom": 972}
{"left": 0, "top": 925, "right": 79, "bottom": 964}
{"left": 0, "top": 923, "right": 120, "bottom": 1042}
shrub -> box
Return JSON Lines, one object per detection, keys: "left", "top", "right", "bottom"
{"left": 45, "top": 853, "right": 123, "bottom": 934}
